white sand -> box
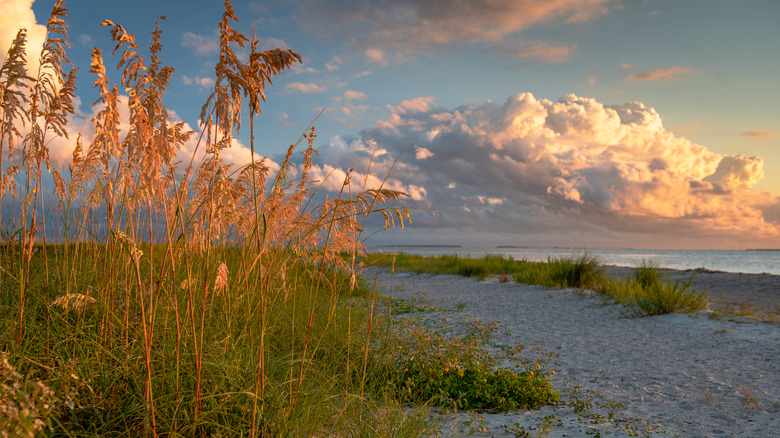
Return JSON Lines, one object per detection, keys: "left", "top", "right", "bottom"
{"left": 365, "top": 267, "right": 780, "bottom": 437}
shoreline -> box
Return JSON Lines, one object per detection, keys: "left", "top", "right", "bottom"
{"left": 366, "top": 267, "right": 780, "bottom": 437}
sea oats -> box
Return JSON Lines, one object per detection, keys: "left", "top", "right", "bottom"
{"left": 214, "top": 262, "right": 228, "bottom": 295}
{"left": 51, "top": 293, "right": 96, "bottom": 312}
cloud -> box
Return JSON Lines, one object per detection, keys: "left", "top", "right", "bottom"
{"left": 314, "top": 92, "right": 780, "bottom": 246}
{"left": 415, "top": 147, "right": 434, "bottom": 160}
{"left": 181, "top": 31, "right": 219, "bottom": 55}
{"left": 743, "top": 130, "right": 775, "bottom": 138}
{"left": 284, "top": 82, "right": 327, "bottom": 94}
{"left": 0, "top": 0, "right": 48, "bottom": 76}
{"left": 500, "top": 41, "right": 577, "bottom": 62}
{"left": 325, "top": 55, "right": 345, "bottom": 71}
{"left": 257, "top": 37, "right": 291, "bottom": 50}
{"left": 343, "top": 90, "right": 368, "bottom": 101}
{"left": 182, "top": 75, "right": 215, "bottom": 88}
{"left": 626, "top": 67, "right": 694, "bottom": 82}
{"left": 278, "top": 112, "right": 295, "bottom": 127}
{"left": 296, "top": 0, "right": 617, "bottom": 55}
{"left": 352, "top": 70, "right": 373, "bottom": 78}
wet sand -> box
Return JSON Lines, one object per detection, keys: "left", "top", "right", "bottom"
{"left": 365, "top": 267, "right": 780, "bottom": 437}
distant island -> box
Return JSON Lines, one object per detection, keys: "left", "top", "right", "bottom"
{"left": 378, "top": 245, "right": 462, "bottom": 248}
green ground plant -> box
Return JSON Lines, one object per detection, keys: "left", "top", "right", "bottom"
{"left": 369, "top": 253, "right": 709, "bottom": 317}
{"left": 368, "top": 252, "right": 520, "bottom": 280}
{"left": 370, "top": 316, "right": 559, "bottom": 411}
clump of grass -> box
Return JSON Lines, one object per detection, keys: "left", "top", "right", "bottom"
{"left": 513, "top": 254, "right": 604, "bottom": 289}
{"left": 596, "top": 262, "right": 709, "bottom": 316}
{"left": 632, "top": 276, "right": 710, "bottom": 315}
{"left": 634, "top": 259, "right": 663, "bottom": 288}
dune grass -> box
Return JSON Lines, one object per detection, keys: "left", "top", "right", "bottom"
{"left": 0, "top": 2, "right": 561, "bottom": 435}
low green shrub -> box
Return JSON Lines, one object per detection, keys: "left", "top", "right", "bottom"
{"left": 371, "top": 318, "right": 559, "bottom": 411}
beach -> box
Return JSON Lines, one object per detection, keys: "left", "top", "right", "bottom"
{"left": 364, "top": 267, "right": 780, "bottom": 437}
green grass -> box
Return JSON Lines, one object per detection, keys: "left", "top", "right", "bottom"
{"left": 369, "top": 253, "right": 709, "bottom": 316}
{"left": 368, "top": 252, "right": 521, "bottom": 280}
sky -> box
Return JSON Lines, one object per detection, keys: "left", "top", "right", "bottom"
{"left": 2, "top": 0, "right": 780, "bottom": 249}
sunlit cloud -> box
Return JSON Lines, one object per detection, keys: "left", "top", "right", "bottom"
{"left": 352, "top": 70, "right": 373, "bottom": 78}
{"left": 296, "top": 0, "right": 617, "bottom": 56}
{"left": 181, "top": 31, "right": 219, "bottom": 55}
{"left": 284, "top": 82, "right": 327, "bottom": 94}
{"left": 257, "top": 37, "right": 291, "bottom": 50}
{"left": 182, "top": 75, "right": 215, "bottom": 88}
{"left": 743, "top": 130, "right": 775, "bottom": 138}
{"left": 278, "top": 112, "right": 295, "bottom": 127}
{"left": 314, "top": 92, "right": 780, "bottom": 245}
{"left": 415, "top": 147, "right": 434, "bottom": 160}
{"left": 501, "top": 41, "right": 577, "bottom": 63}
{"left": 343, "top": 90, "right": 368, "bottom": 101}
{"left": 0, "top": 0, "right": 48, "bottom": 76}
{"left": 626, "top": 67, "right": 694, "bottom": 82}
{"left": 325, "top": 55, "right": 345, "bottom": 71}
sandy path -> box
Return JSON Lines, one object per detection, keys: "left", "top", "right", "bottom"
{"left": 365, "top": 268, "right": 780, "bottom": 437}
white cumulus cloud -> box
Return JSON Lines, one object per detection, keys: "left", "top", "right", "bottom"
{"left": 314, "top": 92, "right": 780, "bottom": 246}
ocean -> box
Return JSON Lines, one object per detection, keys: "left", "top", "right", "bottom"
{"left": 367, "top": 246, "right": 780, "bottom": 276}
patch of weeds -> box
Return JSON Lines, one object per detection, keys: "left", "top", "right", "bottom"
{"left": 701, "top": 384, "right": 717, "bottom": 404}
{"left": 373, "top": 318, "right": 559, "bottom": 411}
{"left": 455, "top": 302, "right": 467, "bottom": 312}
{"left": 505, "top": 414, "right": 561, "bottom": 437}
{"left": 387, "top": 298, "right": 437, "bottom": 315}
{"left": 739, "top": 386, "right": 762, "bottom": 410}
{"left": 562, "top": 385, "right": 594, "bottom": 414}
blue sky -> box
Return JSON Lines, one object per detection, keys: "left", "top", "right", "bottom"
{"left": 4, "top": 0, "right": 780, "bottom": 249}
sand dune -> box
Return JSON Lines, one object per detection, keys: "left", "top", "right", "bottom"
{"left": 366, "top": 267, "right": 780, "bottom": 437}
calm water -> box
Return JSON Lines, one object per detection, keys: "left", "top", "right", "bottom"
{"left": 368, "top": 246, "right": 780, "bottom": 276}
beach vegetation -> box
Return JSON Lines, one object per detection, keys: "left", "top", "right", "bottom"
{"left": 371, "top": 316, "right": 559, "bottom": 411}
{"left": 0, "top": 2, "right": 409, "bottom": 436}
{"left": 0, "top": 2, "right": 565, "bottom": 435}
{"left": 368, "top": 252, "right": 519, "bottom": 280}
{"left": 368, "top": 253, "right": 709, "bottom": 316}
{"left": 513, "top": 254, "right": 604, "bottom": 289}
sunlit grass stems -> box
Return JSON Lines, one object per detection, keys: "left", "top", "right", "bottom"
{"left": 0, "top": 0, "right": 456, "bottom": 436}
